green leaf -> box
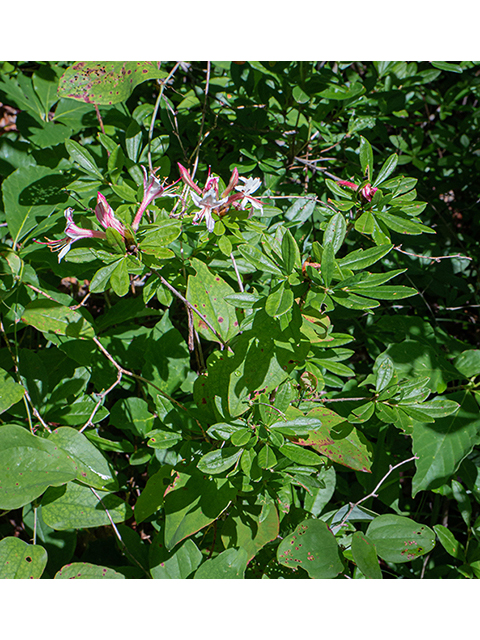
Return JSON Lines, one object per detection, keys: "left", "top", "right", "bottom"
{"left": 258, "top": 445, "right": 277, "bottom": 469}
{"left": 110, "top": 397, "right": 155, "bottom": 437}
{"left": 269, "top": 417, "right": 323, "bottom": 436}
{"left": 0, "top": 537, "right": 47, "bottom": 579}
{"left": 237, "top": 243, "right": 284, "bottom": 276}
{"left": 146, "top": 429, "right": 182, "bottom": 450}
{"left": 140, "top": 220, "right": 182, "bottom": 247}
{"left": 433, "top": 525, "right": 465, "bottom": 561}
{"left": 351, "top": 532, "right": 383, "bottom": 579}
{"left": 373, "top": 153, "right": 398, "bottom": 187}
{"left": 367, "top": 515, "right": 435, "bottom": 563}
{"left": 279, "top": 442, "right": 324, "bottom": 465}
{"left": 431, "top": 61, "right": 463, "bottom": 74}
{"left": 41, "top": 482, "right": 131, "bottom": 530}
{"left": 304, "top": 466, "right": 336, "bottom": 516}
{"left": 0, "top": 425, "right": 77, "bottom": 510}
{"left": 47, "top": 427, "right": 117, "bottom": 491}
{"left": 411, "top": 392, "right": 480, "bottom": 497}
{"left": 319, "top": 82, "right": 365, "bottom": 101}
{"left": 65, "top": 139, "right": 104, "bottom": 180}
{"left": 125, "top": 120, "right": 143, "bottom": 162}
{"left": 194, "top": 548, "right": 248, "bottom": 579}
{"left": 277, "top": 519, "right": 343, "bottom": 578}
{"left": 110, "top": 257, "right": 130, "bottom": 297}
{"left": 350, "top": 285, "right": 417, "bottom": 300}
{"left": 375, "top": 354, "right": 395, "bottom": 392}
{"left": 221, "top": 498, "right": 279, "bottom": 563}
{"left": 150, "top": 536, "right": 203, "bottom": 579}
{"left": 359, "top": 136, "right": 374, "bottom": 182}
{"left": 330, "top": 291, "right": 379, "bottom": 310}
{"left": 0, "top": 374, "right": 25, "bottom": 414}
{"left": 323, "top": 212, "right": 346, "bottom": 255}
{"left": 2, "top": 165, "right": 68, "bottom": 249}
{"left": 453, "top": 350, "right": 480, "bottom": 378}
{"left": 163, "top": 465, "right": 237, "bottom": 550}
{"left": 295, "top": 407, "right": 374, "bottom": 472}
{"left": 89, "top": 259, "right": 124, "bottom": 293}
{"left": 376, "top": 211, "right": 434, "bottom": 235}
{"left": 337, "top": 244, "right": 393, "bottom": 271}
{"left": 197, "top": 447, "right": 243, "bottom": 474}
{"left": 451, "top": 479, "right": 472, "bottom": 528}
{"left": 54, "top": 562, "right": 125, "bottom": 579}
{"left": 265, "top": 282, "right": 294, "bottom": 317}
{"left": 223, "top": 292, "right": 262, "bottom": 309}
{"left": 21, "top": 299, "right": 95, "bottom": 338}
{"left": 105, "top": 227, "right": 126, "bottom": 254}
{"left": 281, "top": 228, "right": 301, "bottom": 273}
{"left": 134, "top": 466, "right": 175, "bottom": 524}
{"left": 58, "top": 62, "right": 166, "bottom": 105}
{"left": 186, "top": 258, "right": 240, "bottom": 342}
{"left": 321, "top": 242, "right": 335, "bottom": 288}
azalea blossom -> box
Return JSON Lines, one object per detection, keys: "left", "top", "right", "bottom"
{"left": 234, "top": 176, "right": 264, "bottom": 212}
{"left": 338, "top": 179, "right": 378, "bottom": 203}
{"left": 191, "top": 189, "right": 228, "bottom": 233}
{"left": 177, "top": 163, "right": 263, "bottom": 232}
{"left": 43, "top": 193, "right": 128, "bottom": 262}
{"left": 95, "top": 193, "right": 125, "bottom": 235}
{"left": 132, "top": 166, "right": 179, "bottom": 231}
{"left": 42, "top": 207, "right": 107, "bottom": 262}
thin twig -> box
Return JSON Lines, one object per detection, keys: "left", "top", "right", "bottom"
{"left": 230, "top": 252, "right": 244, "bottom": 292}
{"left": 79, "top": 369, "right": 123, "bottom": 433}
{"left": 336, "top": 455, "right": 418, "bottom": 531}
{"left": 0, "top": 320, "right": 51, "bottom": 433}
{"left": 90, "top": 336, "right": 204, "bottom": 426}
{"left": 94, "top": 105, "right": 105, "bottom": 135}
{"left": 190, "top": 61, "right": 211, "bottom": 181}
{"left": 154, "top": 271, "right": 232, "bottom": 350}
{"left": 394, "top": 244, "right": 472, "bottom": 263}
{"left": 147, "top": 62, "right": 181, "bottom": 172}
{"left": 89, "top": 487, "right": 150, "bottom": 578}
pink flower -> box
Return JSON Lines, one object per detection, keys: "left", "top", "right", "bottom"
{"left": 132, "top": 166, "right": 179, "bottom": 231}
{"left": 338, "top": 179, "right": 378, "bottom": 203}
{"left": 95, "top": 193, "right": 125, "bottom": 235}
{"left": 42, "top": 208, "right": 107, "bottom": 262}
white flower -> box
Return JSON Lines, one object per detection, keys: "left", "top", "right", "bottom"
{"left": 234, "top": 177, "right": 263, "bottom": 212}
{"left": 191, "top": 189, "right": 228, "bottom": 233}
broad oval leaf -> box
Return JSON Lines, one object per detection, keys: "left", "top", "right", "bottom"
{"left": 367, "top": 515, "right": 435, "bottom": 563}
{"left": 277, "top": 519, "right": 343, "bottom": 578}
{"left": 41, "top": 482, "right": 131, "bottom": 530}
{"left": 197, "top": 447, "right": 243, "bottom": 474}
{"left": 54, "top": 562, "right": 124, "bottom": 579}
{"left": 58, "top": 62, "right": 166, "bottom": 106}
{"left": 21, "top": 299, "right": 95, "bottom": 338}
{"left": 0, "top": 537, "right": 47, "bottom": 579}
{"left": 0, "top": 424, "right": 77, "bottom": 510}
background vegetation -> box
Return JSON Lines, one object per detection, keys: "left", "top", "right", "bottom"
{"left": 1, "top": 60, "right": 480, "bottom": 579}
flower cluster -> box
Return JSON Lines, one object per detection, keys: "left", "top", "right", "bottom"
{"left": 177, "top": 163, "right": 264, "bottom": 233}
{"left": 43, "top": 164, "right": 264, "bottom": 260}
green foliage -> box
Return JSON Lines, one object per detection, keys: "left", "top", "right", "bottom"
{"left": 1, "top": 60, "right": 480, "bottom": 579}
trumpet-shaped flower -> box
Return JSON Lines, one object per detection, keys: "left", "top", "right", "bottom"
{"left": 234, "top": 176, "right": 263, "bottom": 212}
{"left": 42, "top": 208, "right": 107, "bottom": 262}
{"left": 95, "top": 193, "right": 125, "bottom": 235}
{"left": 132, "top": 166, "right": 179, "bottom": 231}
{"left": 191, "top": 189, "right": 228, "bottom": 233}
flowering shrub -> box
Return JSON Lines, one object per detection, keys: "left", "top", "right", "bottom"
{"left": 1, "top": 61, "right": 480, "bottom": 579}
